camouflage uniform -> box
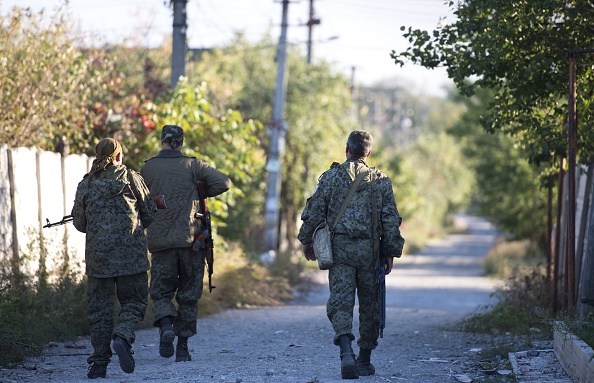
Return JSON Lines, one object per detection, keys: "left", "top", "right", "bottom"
{"left": 298, "top": 158, "right": 404, "bottom": 350}
{"left": 141, "top": 146, "right": 231, "bottom": 337}
{"left": 72, "top": 162, "right": 157, "bottom": 366}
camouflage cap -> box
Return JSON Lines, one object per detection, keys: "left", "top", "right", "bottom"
{"left": 161, "top": 125, "right": 184, "bottom": 149}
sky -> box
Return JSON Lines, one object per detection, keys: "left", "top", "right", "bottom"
{"left": 1, "top": 0, "right": 456, "bottom": 96}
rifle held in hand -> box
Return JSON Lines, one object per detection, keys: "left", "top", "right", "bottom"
{"left": 192, "top": 181, "right": 216, "bottom": 293}
{"left": 377, "top": 253, "right": 386, "bottom": 338}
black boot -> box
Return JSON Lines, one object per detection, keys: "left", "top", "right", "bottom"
{"left": 87, "top": 363, "right": 107, "bottom": 379}
{"left": 159, "top": 316, "right": 175, "bottom": 358}
{"left": 356, "top": 348, "right": 375, "bottom": 376}
{"left": 338, "top": 335, "right": 359, "bottom": 379}
{"left": 175, "top": 336, "right": 192, "bottom": 362}
{"left": 112, "top": 336, "right": 135, "bottom": 374}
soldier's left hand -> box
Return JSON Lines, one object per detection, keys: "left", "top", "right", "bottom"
{"left": 385, "top": 257, "right": 394, "bottom": 275}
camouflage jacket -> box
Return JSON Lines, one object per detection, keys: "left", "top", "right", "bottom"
{"left": 298, "top": 158, "right": 405, "bottom": 258}
{"left": 141, "top": 149, "right": 231, "bottom": 252}
{"left": 72, "top": 165, "right": 157, "bottom": 278}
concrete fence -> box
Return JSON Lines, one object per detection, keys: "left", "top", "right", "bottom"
{"left": 0, "top": 144, "right": 92, "bottom": 281}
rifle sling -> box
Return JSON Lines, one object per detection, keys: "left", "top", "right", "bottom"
{"left": 370, "top": 169, "right": 381, "bottom": 267}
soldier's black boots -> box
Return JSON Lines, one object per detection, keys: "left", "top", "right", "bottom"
{"left": 159, "top": 316, "right": 175, "bottom": 358}
{"left": 175, "top": 336, "right": 192, "bottom": 362}
{"left": 112, "top": 336, "right": 135, "bottom": 374}
{"left": 356, "top": 348, "right": 376, "bottom": 376}
{"left": 87, "top": 363, "right": 107, "bottom": 379}
{"left": 338, "top": 335, "right": 359, "bottom": 379}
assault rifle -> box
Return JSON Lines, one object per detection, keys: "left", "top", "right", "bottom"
{"left": 192, "top": 181, "right": 215, "bottom": 293}
{"left": 43, "top": 215, "right": 73, "bottom": 228}
{"left": 43, "top": 195, "right": 167, "bottom": 228}
{"left": 377, "top": 252, "right": 386, "bottom": 338}
{"left": 370, "top": 169, "right": 386, "bottom": 338}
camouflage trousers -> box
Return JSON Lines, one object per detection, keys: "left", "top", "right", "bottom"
{"left": 150, "top": 247, "right": 205, "bottom": 338}
{"left": 327, "top": 234, "right": 379, "bottom": 350}
{"left": 86, "top": 272, "right": 148, "bottom": 365}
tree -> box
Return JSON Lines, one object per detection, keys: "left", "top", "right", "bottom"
{"left": 0, "top": 6, "right": 96, "bottom": 151}
{"left": 449, "top": 87, "right": 550, "bottom": 247}
{"left": 187, "top": 35, "right": 355, "bottom": 253}
{"left": 149, "top": 79, "right": 267, "bottom": 239}
{"left": 392, "top": 0, "right": 594, "bottom": 169}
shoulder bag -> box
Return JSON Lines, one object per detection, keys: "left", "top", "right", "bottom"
{"left": 313, "top": 171, "right": 365, "bottom": 270}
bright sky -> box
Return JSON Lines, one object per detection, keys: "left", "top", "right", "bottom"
{"left": 1, "top": 0, "right": 456, "bottom": 96}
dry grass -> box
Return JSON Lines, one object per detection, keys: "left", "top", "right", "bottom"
{"left": 198, "top": 242, "right": 294, "bottom": 316}
{"left": 482, "top": 238, "right": 545, "bottom": 279}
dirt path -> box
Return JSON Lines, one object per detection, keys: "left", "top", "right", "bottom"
{"left": 1, "top": 214, "right": 502, "bottom": 383}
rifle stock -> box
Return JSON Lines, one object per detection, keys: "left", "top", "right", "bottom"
{"left": 152, "top": 194, "right": 167, "bottom": 209}
{"left": 192, "top": 181, "right": 216, "bottom": 293}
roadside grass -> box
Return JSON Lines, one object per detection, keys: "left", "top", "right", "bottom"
{"left": 0, "top": 268, "right": 88, "bottom": 368}
{"left": 453, "top": 238, "right": 560, "bottom": 381}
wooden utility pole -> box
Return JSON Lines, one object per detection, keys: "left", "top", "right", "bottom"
{"left": 306, "top": 0, "right": 320, "bottom": 64}
{"left": 262, "top": 0, "right": 290, "bottom": 259}
{"left": 567, "top": 52, "right": 577, "bottom": 311}
{"left": 170, "top": 0, "right": 188, "bottom": 89}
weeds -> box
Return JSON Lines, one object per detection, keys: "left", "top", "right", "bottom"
{"left": 458, "top": 267, "right": 553, "bottom": 337}
{"left": 0, "top": 271, "right": 88, "bottom": 367}
{"left": 454, "top": 260, "right": 555, "bottom": 377}
{"left": 560, "top": 311, "right": 594, "bottom": 350}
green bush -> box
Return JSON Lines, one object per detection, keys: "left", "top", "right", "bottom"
{"left": 0, "top": 271, "right": 88, "bottom": 367}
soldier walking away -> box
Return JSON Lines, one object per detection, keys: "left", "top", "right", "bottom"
{"left": 71, "top": 138, "right": 158, "bottom": 379}
{"left": 298, "top": 130, "right": 405, "bottom": 379}
{"left": 141, "top": 125, "right": 231, "bottom": 362}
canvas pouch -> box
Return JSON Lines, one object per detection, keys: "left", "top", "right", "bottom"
{"left": 313, "top": 222, "right": 333, "bottom": 270}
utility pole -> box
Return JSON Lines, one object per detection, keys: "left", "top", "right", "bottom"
{"left": 170, "top": 0, "right": 188, "bottom": 89}
{"left": 306, "top": 0, "right": 320, "bottom": 64}
{"left": 262, "top": 0, "right": 290, "bottom": 263}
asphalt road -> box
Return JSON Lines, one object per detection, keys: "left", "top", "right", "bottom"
{"left": 0, "top": 214, "right": 501, "bottom": 383}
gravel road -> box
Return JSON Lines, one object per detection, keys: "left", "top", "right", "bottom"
{"left": 1, "top": 214, "right": 502, "bottom": 383}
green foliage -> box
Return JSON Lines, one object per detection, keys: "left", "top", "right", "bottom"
{"left": 145, "top": 79, "right": 267, "bottom": 239}
{"left": 389, "top": 131, "right": 475, "bottom": 250}
{"left": 187, "top": 35, "right": 355, "bottom": 251}
{"left": 0, "top": 6, "right": 95, "bottom": 151}
{"left": 0, "top": 6, "right": 167, "bottom": 161}
{"left": 0, "top": 270, "right": 88, "bottom": 367}
{"left": 77, "top": 46, "right": 168, "bottom": 163}
{"left": 449, "top": 87, "right": 551, "bottom": 246}
{"left": 392, "top": 0, "right": 594, "bottom": 170}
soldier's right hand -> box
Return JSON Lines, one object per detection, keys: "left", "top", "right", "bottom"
{"left": 302, "top": 244, "right": 316, "bottom": 261}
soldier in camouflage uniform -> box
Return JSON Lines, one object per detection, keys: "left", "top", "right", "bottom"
{"left": 72, "top": 138, "right": 157, "bottom": 379}
{"left": 141, "top": 125, "right": 231, "bottom": 362}
{"left": 298, "top": 130, "right": 405, "bottom": 380}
